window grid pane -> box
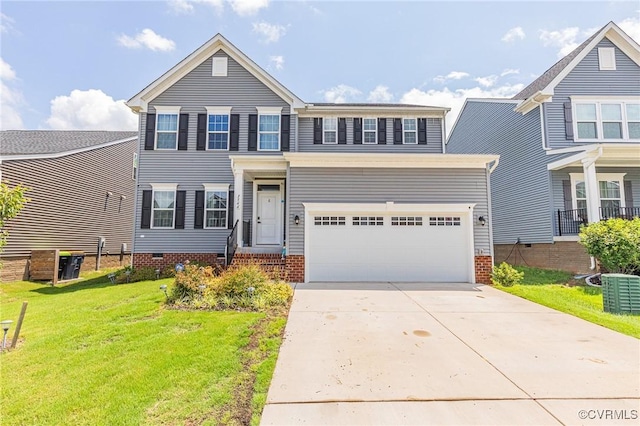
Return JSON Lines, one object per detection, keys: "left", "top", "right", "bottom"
{"left": 204, "top": 190, "right": 227, "bottom": 228}
{"left": 153, "top": 191, "right": 175, "bottom": 209}
{"left": 576, "top": 104, "right": 597, "bottom": 121}
{"left": 157, "top": 114, "right": 178, "bottom": 131}
{"left": 599, "top": 181, "right": 620, "bottom": 199}
{"left": 577, "top": 122, "right": 597, "bottom": 139}
{"left": 153, "top": 210, "right": 174, "bottom": 228}
{"left": 601, "top": 104, "right": 622, "bottom": 121}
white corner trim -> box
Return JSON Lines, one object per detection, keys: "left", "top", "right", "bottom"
{"left": 153, "top": 106, "right": 181, "bottom": 114}
{"left": 150, "top": 183, "right": 178, "bottom": 191}
{"left": 203, "top": 183, "right": 230, "bottom": 192}
{"left": 256, "top": 107, "right": 283, "bottom": 115}
{"left": 205, "top": 106, "right": 232, "bottom": 115}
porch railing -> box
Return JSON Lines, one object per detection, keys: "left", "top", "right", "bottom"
{"left": 225, "top": 220, "right": 239, "bottom": 266}
{"left": 557, "top": 207, "right": 640, "bottom": 236}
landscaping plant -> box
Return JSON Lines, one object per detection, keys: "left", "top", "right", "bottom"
{"left": 0, "top": 181, "right": 29, "bottom": 264}
{"left": 579, "top": 217, "right": 640, "bottom": 275}
{"left": 491, "top": 262, "right": 525, "bottom": 287}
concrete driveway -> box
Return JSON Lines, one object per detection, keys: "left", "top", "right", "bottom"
{"left": 261, "top": 282, "right": 640, "bottom": 425}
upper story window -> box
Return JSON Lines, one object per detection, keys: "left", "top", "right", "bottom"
{"left": 257, "top": 107, "right": 281, "bottom": 151}
{"left": 323, "top": 117, "right": 337, "bottom": 144}
{"left": 363, "top": 118, "right": 377, "bottom": 144}
{"left": 155, "top": 107, "right": 181, "bottom": 149}
{"left": 206, "top": 107, "right": 231, "bottom": 150}
{"left": 150, "top": 184, "right": 177, "bottom": 229}
{"left": 203, "top": 184, "right": 228, "bottom": 228}
{"left": 572, "top": 98, "right": 640, "bottom": 142}
{"left": 403, "top": 118, "right": 417, "bottom": 144}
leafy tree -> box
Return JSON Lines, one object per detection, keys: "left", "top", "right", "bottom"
{"left": 579, "top": 218, "right": 640, "bottom": 275}
{"left": 0, "top": 181, "right": 29, "bottom": 259}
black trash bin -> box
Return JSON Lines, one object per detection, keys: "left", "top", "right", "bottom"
{"left": 58, "top": 251, "right": 71, "bottom": 280}
{"left": 59, "top": 251, "right": 85, "bottom": 280}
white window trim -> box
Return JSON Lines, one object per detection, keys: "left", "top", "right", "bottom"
{"left": 212, "top": 57, "right": 228, "bottom": 77}
{"left": 323, "top": 117, "right": 338, "bottom": 144}
{"left": 205, "top": 107, "right": 232, "bottom": 151}
{"left": 150, "top": 183, "right": 178, "bottom": 229}
{"left": 202, "top": 184, "right": 230, "bottom": 229}
{"left": 569, "top": 173, "right": 627, "bottom": 211}
{"left": 402, "top": 117, "right": 418, "bottom": 145}
{"left": 154, "top": 106, "right": 181, "bottom": 150}
{"left": 571, "top": 97, "right": 640, "bottom": 142}
{"left": 257, "top": 107, "right": 282, "bottom": 151}
{"left": 363, "top": 117, "right": 377, "bottom": 145}
{"left": 598, "top": 47, "right": 616, "bottom": 71}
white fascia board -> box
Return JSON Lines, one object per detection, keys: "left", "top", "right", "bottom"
{"left": 283, "top": 153, "right": 499, "bottom": 169}
{"left": 229, "top": 155, "right": 288, "bottom": 173}
{"left": 545, "top": 144, "right": 599, "bottom": 156}
{"left": 0, "top": 136, "right": 138, "bottom": 162}
{"left": 302, "top": 202, "right": 476, "bottom": 214}
{"left": 150, "top": 183, "right": 178, "bottom": 191}
{"left": 205, "top": 106, "right": 232, "bottom": 115}
{"left": 203, "top": 183, "right": 230, "bottom": 192}
{"left": 514, "top": 92, "right": 552, "bottom": 115}
{"left": 297, "top": 106, "right": 448, "bottom": 118}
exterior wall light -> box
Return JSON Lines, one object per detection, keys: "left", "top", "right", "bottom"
{"left": 478, "top": 216, "right": 487, "bottom": 226}
{"left": 294, "top": 215, "right": 300, "bottom": 225}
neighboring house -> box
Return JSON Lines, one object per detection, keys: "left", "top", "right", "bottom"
{"left": 447, "top": 22, "right": 640, "bottom": 273}
{"left": 126, "top": 34, "right": 498, "bottom": 284}
{"left": 0, "top": 131, "right": 138, "bottom": 281}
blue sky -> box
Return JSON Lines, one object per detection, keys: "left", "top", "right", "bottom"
{"left": 1, "top": 1, "right": 639, "bottom": 132}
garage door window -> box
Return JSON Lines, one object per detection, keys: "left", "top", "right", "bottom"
{"left": 314, "top": 216, "right": 346, "bottom": 225}
{"left": 391, "top": 216, "right": 423, "bottom": 226}
{"left": 353, "top": 216, "right": 384, "bottom": 226}
{"left": 429, "top": 216, "right": 461, "bottom": 226}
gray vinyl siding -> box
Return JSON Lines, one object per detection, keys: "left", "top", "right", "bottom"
{"left": 545, "top": 38, "right": 640, "bottom": 149}
{"left": 1, "top": 140, "right": 137, "bottom": 258}
{"left": 287, "top": 167, "right": 491, "bottom": 255}
{"left": 297, "top": 117, "right": 444, "bottom": 152}
{"left": 447, "top": 101, "right": 553, "bottom": 244}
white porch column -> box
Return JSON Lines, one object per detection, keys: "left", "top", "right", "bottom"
{"left": 234, "top": 169, "right": 244, "bottom": 247}
{"left": 582, "top": 157, "right": 600, "bottom": 223}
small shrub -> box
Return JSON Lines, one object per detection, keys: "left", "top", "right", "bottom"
{"left": 170, "top": 264, "right": 217, "bottom": 302}
{"left": 580, "top": 218, "right": 640, "bottom": 275}
{"left": 217, "top": 263, "right": 270, "bottom": 298}
{"left": 491, "top": 262, "right": 524, "bottom": 287}
{"left": 115, "top": 266, "right": 165, "bottom": 283}
{"left": 260, "top": 281, "right": 294, "bottom": 306}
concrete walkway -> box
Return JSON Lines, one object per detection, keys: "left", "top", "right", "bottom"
{"left": 261, "top": 282, "right": 640, "bottom": 425}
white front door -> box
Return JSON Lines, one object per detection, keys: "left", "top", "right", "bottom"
{"left": 256, "top": 190, "right": 281, "bottom": 245}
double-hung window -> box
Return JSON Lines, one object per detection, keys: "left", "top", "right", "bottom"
{"left": 257, "top": 107, "right": 281, "bottom": 151}
{"left": 363, "top": 118, "right": 377, "bottom": 144}
{"left": 151, "top": 184, "right": 177, "bottom": 229}
{"left": 206, "top": 107, "right": 231, "bottom": 150}
{"left": 570, "top": 173, "right": 626, "bottom": 216}
{"left": 573, "top": 98, "right": 640, "bottom": 141}
{"left": 323, "top": 117, "right": 337, "bottom": 144}
{"left": 155, "top": 106, "right": 180, "bottom": 149}
{"left": 203, "top": 184, "right": 228, "bottom": 228}
{"left": 403, "top": 118, "right": 417, "bottom": 144}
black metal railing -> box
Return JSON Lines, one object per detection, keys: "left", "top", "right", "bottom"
{"left": 242, "top": 220, "right": 252, "bottom": 247}
{"left": 557, "top": 207, "right": 640, "bottom": 236}
{"left": 226, "top": 220, "right": 239, "bottom": 265}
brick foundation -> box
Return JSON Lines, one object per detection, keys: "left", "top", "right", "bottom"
{"left": 474, "top": 255, "right": 493, "bottom": 285}
{"left": 133, "top": 253, "right": 220, "bottom": 270}
{"left": 230, "top": 253, "right": 287, "bottom": 280}
{"left": 494, "top": 241, "right": 591, "bottom": 274}
{"left": 285, "top": 255, "right": 305, "bottom": 283}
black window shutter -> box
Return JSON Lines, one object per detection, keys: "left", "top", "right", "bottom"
{"left": 248, "top": 114, "right": 258, "bottom": 151}
{"left": 418, "top": 118, "right": 427, "bottom": 145}
{"left": 562, "top": 180, "right": 573, "bottom": 211}
{"left": 141, "top": 190, "right": 152, "bottom": 229}
{"left": 353, "top": 118, "right": 362, "bottom": 144}
{"left": 230, "top": 114, "right": 240, "bottom": 151}
{"left": 197, "top": 114, "right": 207, "bottom": 150}
{"left": 393, "top": 118, "right": 403, "bottom": 144}
{"left": 175, "top": 190, "right": 186, "bottom": 229}
{"left": 227, "top": 190, "right": 235, "bottom": 229}
{"left": 377, "top": 118, "right": 387, "bottom": 144}
{"left": 338, "top": 118, "right": 347, "bottom": 144}
{"left": 624, "top": 181, "right": 634, "bottom": 208}
{"left": 178, "top": 113, "right": 189, "bottom": 150}
{"left": 563, "top": 102, "right": 574, "bottom": 140}
{"left": 313, "top": 118, "right": 323, "bottom": 144}
{"left": 144, "top": 114, "right": 156, "bottom": 150}
{"left": 194, "top": 190, "right": 204, "bottom": 229}
{"left": 281, "top": 115, "right": 290, "bottom": 152}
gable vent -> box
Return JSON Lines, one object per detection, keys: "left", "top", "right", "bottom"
{"left": 598, "top": 47, "right": 616, "bottom": 71}
{"left": 212, "top": 57, "right": 228, "bottom": 76}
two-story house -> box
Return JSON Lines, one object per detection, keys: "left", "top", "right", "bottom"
{"left": 448, "top": 22, "right": 640, "bottom": 273}
{"left": 126, "top": 34, "right": 498, "bottom": 284}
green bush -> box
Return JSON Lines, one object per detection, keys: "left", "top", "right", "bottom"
{"left": 579, "top": 218, "right": 640, "bottom": 275}
{"left": 115, "top": 266, "right": 168, "bottom": 284}
{"left": 491, "top": 262, "right": 524, "bottom": 287}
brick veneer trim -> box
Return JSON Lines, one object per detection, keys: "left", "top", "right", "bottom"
{"left": 494, "top": 242, "right": 591, "bottom": 274}
{"left": 133, "top": 253, "right": 219, "bottom": 270}
{"left": 474, "top": 255, "right": 493, "bottom": 285}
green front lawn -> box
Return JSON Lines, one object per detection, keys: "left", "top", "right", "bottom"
{"left": 0, "top": 271, "right": 286, "bottom": 425}
{"left": 497, "top": 266, "right": 640, "bottom": 339}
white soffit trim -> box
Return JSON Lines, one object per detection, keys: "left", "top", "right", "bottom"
{"left": 298, "top": 106, "right": 449, "bottom": 118}
{"left": 515, "top": 92, "right": 551, "bottom": 114}
{"left": 546, "top": 144, "right": 640, "bottom": 170}
{"left": 153, "top": 105, "right": 181, "bottom": 114}
{"left": 284, "top": 153, "right": 499, "bottom": 169}
{"left": 203, "top": 183, "right": 230, "bottom": 192}
{"left": 205, "top": 106, "right": 232, "bottom": 115}
{"left": 150, "top": 183, "right": 178, "bottom": 191}
{"left": 303, "top": 202, "right": 476, "bottom": 214}
{"left": 256, "top": 106, "right": 283, "bottom": 115}
{"left": 229, "top": 155, "right": 288, "bottom": 173}
{"left": 0, "top": 136, "right": 138, "bottom": 162}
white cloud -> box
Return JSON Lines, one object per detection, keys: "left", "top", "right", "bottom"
{"left": 500, "top": 68, "right": 520, "bottom": 77}
{"left": 252, "top": 21, "right": 287, "bottom": 43}
{"left": 539, "top": 26, "right": 581, "bottom": 58}
{"left": 117, "top": 29, "right": 176, "bottom": 52}
{"left": 474, "top": 75, "right": 498, "bottom": 88}
{"left": 322, "top": 84, "right": 362, "bottom": 103}
{"left": 1, "top": 13, "right": 16, "bottom": 34}
{"left": 618, "top": 16, "right": 640, "bottom": 43}
{"left": 433, "top": 71, "right": 470, "bottom": 84}
{"left": 367, "top": 85, "right": 393, "bottom": 103}
{"left": 269, "top": 55, "right": 284, "bottom": 70}
{"left": 46, "top": 89, "right": 138, "bottom": 131}
{"left": 229, "top": 0, "right": 269, "bottom": 16}
{"left": 168, "top": 0, "right": 195, "bottom": 14}
{"left": 0, "top": 57, "right": 24, "bottom": 130}
{"left": 502, "top": 27, "right": 525, "bottom": 43}
{"left": 400, "top": 83, "right": 524, "bottom": 134}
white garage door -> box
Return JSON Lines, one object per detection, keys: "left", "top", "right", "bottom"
{"left": 307, "top": 211, "right": 472, "bottom": 282}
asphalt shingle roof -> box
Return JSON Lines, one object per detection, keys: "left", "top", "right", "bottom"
{"left": 0, "top": 130, "right": 138, "bottom": 156}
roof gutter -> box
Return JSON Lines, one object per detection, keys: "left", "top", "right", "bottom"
{"left": 514, "top": 91, "right": 552, "bottom": 115}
